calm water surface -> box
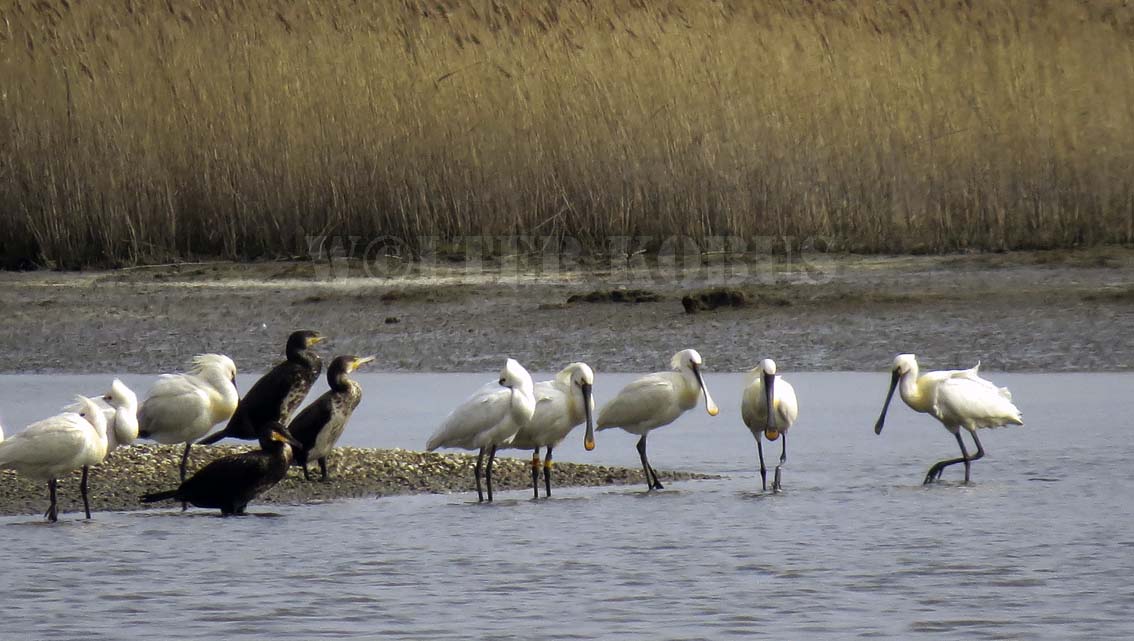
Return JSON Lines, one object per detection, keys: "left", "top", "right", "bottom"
{"left": 1, "top": 372, "right": 1132, "bottom": 640}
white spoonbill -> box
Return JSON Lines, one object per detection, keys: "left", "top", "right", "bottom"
{"left": 596, "top": 349, "right": 719, "bottom": 491}
{"left": 874, "top": 353, "right": 1023, "bottom": 484}
{"left": 0, "top": 396, "right": 108, "bottom": 522}
{"left": 137, "top": 354, "right": 239, "bottom": 482}
{"left": 426, "top": 359, "right": 536, "bottom": 502}
{"left": 741, "top": 359, "right": 798, "bottom": 492}
{"left": 69, "top": 379, "right": 139, "bottom": 518}
{"left": 508, "top": 362, "right": 596, "bottom": 498}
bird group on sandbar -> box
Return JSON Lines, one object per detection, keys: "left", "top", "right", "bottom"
{"left": 0, "top": 329, "right": 1024, "bottom": 521}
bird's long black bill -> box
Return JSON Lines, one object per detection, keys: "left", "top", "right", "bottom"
{"left": 874, "top": 370, "right": 900, "bottom": 435}
{"left": 582, "top": 383, "right": 595, "bottom": 451}
{"left": 763, "top": 372, "right": 776, "bottom": 433}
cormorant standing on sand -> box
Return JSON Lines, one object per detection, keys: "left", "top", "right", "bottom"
{"left": 141, "top": 421, "right": 301, "bottom": 515}
{"left": 289, "top": 355, "right": 374, "bottom": 481}
{"left": 198, "top": 330, "right": 323, "bottom": 445}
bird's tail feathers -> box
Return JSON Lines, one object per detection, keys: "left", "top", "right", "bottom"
{"left": 197, "top": 430, "right": 226, "bottom": 446}
{"left": 141, "top": 489, "right": 180, "bottom": 503}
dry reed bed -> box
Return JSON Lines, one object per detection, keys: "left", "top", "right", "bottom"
{"left": 1, "top": 0, "right": 1133, "bottom": 268}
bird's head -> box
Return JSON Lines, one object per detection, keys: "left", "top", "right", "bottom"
{"left": 288, "top": 330, "right": 324, "bottom": 352}
{"left": 892, "top": 353, "right": 917, "bottom": 376}
{"left": 103, "top": 378, "right": 138, "bottom": 410}
{"left": 499, "top": 358, "right": 533, "bottom": 392}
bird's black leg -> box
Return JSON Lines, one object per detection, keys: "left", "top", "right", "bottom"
{"left": 964, "top": 431, "right": 986, "bottom": 483}
{"left": 772, "top": 433, "right": 787, "bottom": 492}
{"left": 318, "top": 457, "right": 329, "bottom": 481}
{"left": 636, "top": 435, "right": 663, "bottom": 490}
{"left": 530, "top": 450, "right": 540, "bottom": 499}
{"left": 81, "top": 465, "right": 92, "bottom": 519}
{"left": 543, "top": 446, "right": 554, "bottom": 498}
{"left": 302, "top": 462, "right": 312, "bottom": 481}
{"left": 180, "top": 442, "right": 192, "bottom": 511}
{"left": 486, "top": 445, "right": 497, "bottom": 502}
{"left": 45, "top": 478, "right": 58, "bottom": 522}
{"left": 924, "top": 431, "right": 973, "bottom": 484}
{"left": 475, "top": 448, "right": 485, "bottom": 503}
{"left": 756, "top": 435, "right": 767, "bottom": 491}
{"left": 179, "top": 443, "right": 192, "bottom": 481}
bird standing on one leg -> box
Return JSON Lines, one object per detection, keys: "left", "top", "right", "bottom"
{"left": 741, "top": 359, "right": 798, "bottom": 492}
{"left": 137, "top": 354, "right": 239, "bottom": 483}
{"left": 874, "top": 353, "right": 1023, "bottom": 484}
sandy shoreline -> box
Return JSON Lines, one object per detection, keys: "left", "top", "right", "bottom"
{"left": 0, "top": 249, "right": 1130, "bottom": 374}
{"left": 0, "top": 445, "right": 710, "bottom": 517}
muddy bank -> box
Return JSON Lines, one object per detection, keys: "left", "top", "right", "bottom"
{"left": 0, "top": 445, "right": 710, "bottom": 517}
{"left": 0, "top": 249, "right": 1130, "bottom": 373}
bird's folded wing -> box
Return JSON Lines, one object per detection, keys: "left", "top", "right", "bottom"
{"left": 427, "top": 387, "right": 511, "bottom": 450}
{"left": 0, "top": 416, "right": 87, "bottom": 465}
{"left": 597, "top": 376, "right": 675, "bottom": 427}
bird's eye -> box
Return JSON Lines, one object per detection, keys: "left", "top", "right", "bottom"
{"left": 104, "top": 395, "right": 112, "bottom": 401}
{"left": 499, "top": 378, "right": 506, "bottom": 385}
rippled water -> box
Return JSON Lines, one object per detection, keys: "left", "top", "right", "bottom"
{"left": 1, "top": 371, "right": 1132, "bottom": 640}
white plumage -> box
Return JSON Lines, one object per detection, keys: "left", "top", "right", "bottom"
{"left": 427, "top": 358, "right": 536, "bottom": 502}
{"left": 508, "top": 362, "right": 596, "bottom": 498}
{"left": 137, "top": 354, "right": 239, "bottom": 481}
{"left": 740, "top": 359, "right": 799, "bottom": 491}
{"left": 874, "top": 353, "right": 1023, "bottom": 484}
{"left": 0, "top": 396, "right": 108, "bottom": 521}
{"left": 597, "top": 349, "right": 718, "bottom": 490}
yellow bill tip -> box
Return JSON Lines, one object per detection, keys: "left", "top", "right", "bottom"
{"left": 764, "top": 429, "right": 780, "bottom": 441}
{"left": 708, "top": 406, "right": 719, "bottom": 417}
{"left": 584, "top": 437, "right": 596, "bottom": 451}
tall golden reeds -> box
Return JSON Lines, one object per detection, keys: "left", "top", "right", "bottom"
{"left": 1, "top": 0, "right": 1132, "bottom": 268}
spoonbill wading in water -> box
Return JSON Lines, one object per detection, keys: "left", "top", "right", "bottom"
{"left": 427, "top": 359, "right": 536, "bottom": 502}
{"left": 741, "top": 359, "right": 798, "bottom": 492}
{"left": 597, "top": 349, "right": 718, "bottom": 491}
{"left": 874, "top": 353, "right": 1023, "bottom": 484}
{"left": 508, "top": 362, "right": 596, "bottom": 498}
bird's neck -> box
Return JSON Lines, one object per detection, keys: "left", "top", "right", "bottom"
{"left": 898, "top": 368, "right": 930, "bottom": 412}
{"left": 288, "top": 347, "right": 319, "bottom": 369}
{"left": 329, "top": 372, "right": 355, "bottom": 393}
{"left": 678, "top": 369, "right": 700, "bottom": 410}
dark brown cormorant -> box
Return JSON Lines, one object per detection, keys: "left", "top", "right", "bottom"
{"left": 289, "top": 355, "right": 374, "bottom": 481}
{"left": 140, "top": 421, "right": 301, "bottom": 515}
{"left": 197, "top": 330, "right": 323, "bottom": 445}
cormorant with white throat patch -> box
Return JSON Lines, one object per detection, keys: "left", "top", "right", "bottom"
{"left": 290, "top": 354, "right": 374, "bottom": 481}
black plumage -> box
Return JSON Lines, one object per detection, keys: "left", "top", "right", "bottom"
{"left": 290, "top": 355, "right": 373, "bottom": 481}
{"left": 198, "top": 330, "right": 323, "bottom": 445}
{"left": 141, "top": 422, "right": 300, "bottom": 515}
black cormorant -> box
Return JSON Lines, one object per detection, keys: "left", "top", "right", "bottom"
{"left": 197, "top": 330, "right": 323, "bottom": 445}
{"left": 140, "top": 421, "right": 301, "bottom": 515}
{"left": 289, "top": 355, "right": 374, "bottom": 481}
